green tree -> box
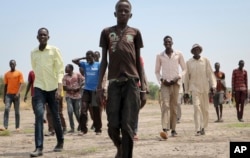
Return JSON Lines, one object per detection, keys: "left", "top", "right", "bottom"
{"left": 147, "top": 82, "right": 160, "bottom": 100}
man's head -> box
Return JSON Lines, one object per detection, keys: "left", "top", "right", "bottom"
{"left": 215, "top": 62, "right": 220, "bottom": 71}
{"left": 191, "top": 44, "right": 202, "bottom": 59}
{"left": 163, "top": 35, "right": 173, "bottom": 49}
{"left": 9, "top": 59, "right": 16, "bottom": 72}
{"left": 37, "top": 27, "right": 49, "bottom": 45}
{"left": 86, "top": 50, "right": 95, "bottom": 64}
{"left": 65, "top": 64, "right": 74, "bottom": 74}
{"left": 238, "top": 60, "right": 244, "bottom": 70}
{"left": 114, "top": 0, "right": 132, "bottom": 24}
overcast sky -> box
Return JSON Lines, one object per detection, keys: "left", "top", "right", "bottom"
{"left": 1, "top": 0, "right": 249, "bottom": 88}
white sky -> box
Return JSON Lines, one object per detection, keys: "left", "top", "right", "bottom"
{"left": 0, "top": 0, "right": 250, "bottom": 88}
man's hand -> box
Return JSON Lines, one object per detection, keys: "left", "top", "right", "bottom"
{"left": 56, "top": 83, "right": 63, "bottom": 99}
{"left": 140, "top": 91, "right": 147, "bottom": 109}
{"left": 24, "top": 96, "right": 27, "bottom": 102}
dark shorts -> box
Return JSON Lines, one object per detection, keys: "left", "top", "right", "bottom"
{"left": 82, "top": 90, "right": 98, "bottom": 107}
{"left": 213, "top": 92, "right": 224, "bottom": 106}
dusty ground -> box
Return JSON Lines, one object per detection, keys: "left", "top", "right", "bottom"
{"left": 0, "top": 100, "right": 250, "bottom": 158}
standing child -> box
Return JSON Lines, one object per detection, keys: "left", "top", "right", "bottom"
{"left": 213, "top": 62, "right": 226, "bottom": 122}
{"left": 96, "top": 0, "right": 146, "bottom": 157}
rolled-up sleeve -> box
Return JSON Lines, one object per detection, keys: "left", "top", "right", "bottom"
{"left": 54, "top": 48, "right": 64, "bottom": 84}
{"left": 155, "top": 54, "right": 161, "bottom": 84}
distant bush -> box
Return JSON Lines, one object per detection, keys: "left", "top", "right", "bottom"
{"left": 147, "top": 82, "right": 160, "bottom": 100}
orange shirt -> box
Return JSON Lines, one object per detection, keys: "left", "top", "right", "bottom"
{"left": 4, "top": 70, "right": 24, "bottom": 94}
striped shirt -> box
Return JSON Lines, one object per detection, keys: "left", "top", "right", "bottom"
{"left": 231, "top": 68, "right": 248, "bottom": 91}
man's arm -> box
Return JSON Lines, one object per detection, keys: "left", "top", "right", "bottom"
{"left": 155, "top": 55, "right": 162, "bottom": 84}
{"left": 24, "top": 82, "right": 31, "bottom": 102}
{"left": 72, "top": 57, "right": 86, "bottom": 66}
{"left": 97, "top": 48, "right": 108, "bottom": 90}
{"left": 3, "top": 84, "right": 7, "bottom": 103}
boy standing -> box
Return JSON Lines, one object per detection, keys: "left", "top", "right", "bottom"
{"left": 213, "top": 62, "right": 226, "bottom": 122}
{"left": 97, "top": 0, "right": 146, "bottom": 157}
{"left": 30, "top": 27, "right": 64, "bottom": 157}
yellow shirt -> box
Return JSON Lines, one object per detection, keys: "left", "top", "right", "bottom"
{"left": 31, "top": 45, "right": 64, "bottom": 91}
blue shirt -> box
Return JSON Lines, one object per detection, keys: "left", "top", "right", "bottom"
{"left": 79, "top": 61, "right": 100, "bottom": 91}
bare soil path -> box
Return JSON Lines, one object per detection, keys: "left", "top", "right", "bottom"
{"left": 0, "top": 101, "right": 250, "bottom": 158}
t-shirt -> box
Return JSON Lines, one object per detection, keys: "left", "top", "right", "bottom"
{"left": 28, "top": 71, "right": 35, "bottom": 96}
{"left": 79, "top": 61, "right": 100, "bottom": 91}
{"left": 4, "top": 70, "right": 24, "bottom": 94}
{"left": 99, "top": 25, "right": 143, "bottom": 80}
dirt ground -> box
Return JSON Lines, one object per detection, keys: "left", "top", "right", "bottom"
{"left": 0, "top": 100, "right": 250, "bottom": 158}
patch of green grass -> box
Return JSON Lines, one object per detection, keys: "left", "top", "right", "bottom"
{"left": 23, "top": 128, "right": 34, "bottom": 134}
{"left": 83, "top": 147, "right": 97, "bottom": 154}
{"left": 0, "top": 130, "right": 11, "bottom": 136}
{"left": 226, "top": 123, "right": 250, "bottom": 128}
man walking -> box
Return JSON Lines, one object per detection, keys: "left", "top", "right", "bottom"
{"left": 213, "top": 62, "right": 226, "bottom": 122}
{"left": 3, "top": 59, "right": 24, "bottom": 131}
{"left": 232, "top": 60, "right": 248, "bottom": 122}
{"left": 30, "top": 27, "right": 64, "bottom": 157}
{"left": 155, "top": 35, "right": 186, "bottom": 138}
{"left": 184, "top": 44, "right": 216, "bottom": 136}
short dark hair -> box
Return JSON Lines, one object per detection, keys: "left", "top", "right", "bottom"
{"left": 38, "top": 27, "right": 49, "bottom": 34}
{"left": 239, "top": 60, "right": 244, "bottom": 64}
{"left": 215, "top": 62, "right": 220, "bottom": 66}
{"left": 67, "top": 64, "right": 74, "bottom": 71}
{"left": 163, "top": 35, "right": 172, "bottom": 41}
{"left": 115, "top": 0, "right": 132, "bottom": 10}
{"left": 86, "top": 50, "right": 94, "bottom": 57}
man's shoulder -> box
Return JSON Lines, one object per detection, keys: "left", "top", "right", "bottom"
{"left": 173, "top": 50, "right": 183, "bottom": 54}
{"left": 102, "top": 25, "right": 116, "bottom": 32}
{"left": 31, "top": 45, "right": 59, "bottom": 52}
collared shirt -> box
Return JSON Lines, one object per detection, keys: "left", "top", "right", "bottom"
{"left": 232, "top": 68, "right": 248, "bottom": 91}
{"left": 184, "top": 57, "right": 216, "bottom": 93}
{"left": 31, "top": 45, "right": 64, "bottom": 91}
{"left": 63, "top": 72, "right": 84, "bottom": 99}
{"left": 4, "top": 70, "right": 24, "bottom": 94}
{"left": 155, "top": 50, "right": 186, "bottom": 85}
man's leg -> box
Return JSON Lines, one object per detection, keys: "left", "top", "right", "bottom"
{"left": 47, "top": 90, "right": 64, "bottom": 152}
{"left": 235, "top": 91, "right": 241, "bottom": 120}
{"left": 13, "top": 94, "right": 21, "bottom": 130}
{"left": 160, "top": 86, "right": 171, "bottom": 131}
{"left": 78, "top": 90, "right": 90, "bottom": 134}
{"left": 66, "top": 97, "right": 75, "bottom": 132}
{"left": 30, "top": 88, "right": 46, "bottom": 157}
{"left": 45, "top": 104, "right": 54, "bottom": 135}
{"left": 58, "top": 97, "right": 67, "bottom": 132}
{"left": 3, "top": 94, "right": 13, "bottom": 129}
{"left": 121, "top": 79, "right": 140, "bottom": 158}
